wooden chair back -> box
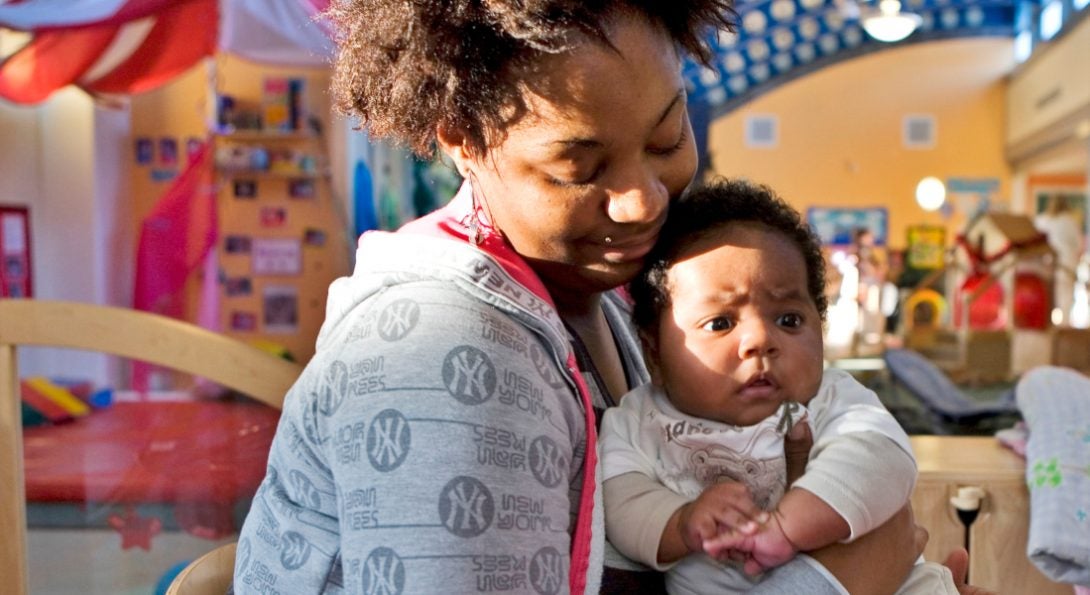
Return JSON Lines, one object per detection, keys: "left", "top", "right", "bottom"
{"left": 166, "top": 542, "right": 238, "bottom": 595}
{"left": 0, "top": 299, "right": 301, "bottom": 595}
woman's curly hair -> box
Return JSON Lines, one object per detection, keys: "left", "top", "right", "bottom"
{"left": 630, "top": 178, "right": 829, "bottom": 335}
{"left": 326, "top": 0, "right": 736, "bottom": 157}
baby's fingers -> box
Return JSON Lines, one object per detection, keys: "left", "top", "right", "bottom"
{"left": 705, "top": 483, "right": 767, "bottom": 533}
{"left": 703, "top": 530, "right": 749, "bottom": 558}
{"left": 742, "top": 556, "right": 766, "bottom": 577}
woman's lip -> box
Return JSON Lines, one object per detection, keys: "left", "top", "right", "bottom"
{"left": 603, "top": 238, "right": 655, "bottom": 262}
{"left": 601, "top": 231, "right": 659, "bottom": 262}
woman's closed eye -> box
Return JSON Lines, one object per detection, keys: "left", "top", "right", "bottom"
{"left": 647, "top": 125, "right": 687, "bottom": 157}
{"left": 545, "top": 164, "right": 604, "bottom": 187}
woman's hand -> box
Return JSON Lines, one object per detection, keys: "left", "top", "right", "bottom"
{"left": 783, "top": 419, "right": 812, "bottom": 485}
{"left": 943, "top": 548, "right": 997, "bottom": 595}
{"left": 784, "top": 413, "right": 924, "bottom": 593}
{"left": 807, "top": 504, "right": 927, "bottom": 594}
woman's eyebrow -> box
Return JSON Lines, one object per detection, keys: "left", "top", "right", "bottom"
{"left": 547, "top": 89, "right": 686, "bottom": 150}
{"left": 655, "top": 90, "right": 685, "bottom": 127}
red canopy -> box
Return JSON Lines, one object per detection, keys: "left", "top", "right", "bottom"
{"left": 0, "top": 0, "right": 332, "bottom": 104}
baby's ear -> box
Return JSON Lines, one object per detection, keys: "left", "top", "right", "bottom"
{"left": 639, "top": 329, "right": 663, "bottom": 385}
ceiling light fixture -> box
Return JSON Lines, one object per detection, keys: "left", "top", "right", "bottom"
{"left": 863, "top": 0, "right": 922, "bottom": 43}
{"left": 916, "top": 176, "right": 946, "bottom": 211}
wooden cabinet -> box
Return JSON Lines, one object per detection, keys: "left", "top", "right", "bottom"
{"left": 910, "top": 436, "right": 1071, "bottom": 594}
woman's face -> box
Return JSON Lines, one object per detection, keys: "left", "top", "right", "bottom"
{"left": 439, "top": 13, "right": 698, "bottom": 302}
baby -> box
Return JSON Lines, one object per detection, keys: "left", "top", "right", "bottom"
{"left": 601, "top": 178, "right": 956, "bottom": 594}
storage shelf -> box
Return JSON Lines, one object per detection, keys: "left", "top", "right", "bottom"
{"left": 215, "top": 168, "right": 329, "bottom": 179}
{"left": 213, "top": 129, "right": 315, "bottom": 141}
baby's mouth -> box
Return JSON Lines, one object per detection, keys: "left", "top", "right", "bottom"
{"left": 738, "top": 374, "right": 779, "bottom": 399}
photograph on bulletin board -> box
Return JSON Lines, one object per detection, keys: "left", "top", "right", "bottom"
{"left": 225, "top": 235, "right": 252, "bottom": 254}
{"left": 159, "top": 137, "right": 178, "bottom": 166}
{"left": 252, "top": 237, "right": 301, "bottom": 276}
{"left": 263, "top": 285, "right": 299, "bottom": 334}
{"left": 230, "top": 311, "right": 258, "bottom": 332}
{"left": 289, "top": 178, "right": 316, "bottom": 200}
{"left": 234, "top": 179, "right": 258, "bottom": 199}
{"left": 224, "top": 277, "right": 253, "bottom": 297}
{"left": 906, "top": 225, "right": 947, "bottom": 270}
{"left": 260, "top": 206, "right": 287, "bottom": 228}
{"left": 304, "top": 228, "right": 327, "bottom": 247}
{"left": 806, "top": 207, "right": 889, "bottom": 247}
{"left": 134, "top": 137, "right": 154, "bottom": 165}
{"left": 1, "top": 205, "right": 32, "bottom": 298}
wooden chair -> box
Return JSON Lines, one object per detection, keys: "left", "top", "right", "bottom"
{"left": 0, "top": 299, "right": 301, "bottom": 595}
{"left": 166, "top": 542, "right": 238, "bottom": 595}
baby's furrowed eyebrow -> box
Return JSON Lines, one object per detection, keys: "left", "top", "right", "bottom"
{"left": 767, "top": 288, "right": 809, "bottom": 303}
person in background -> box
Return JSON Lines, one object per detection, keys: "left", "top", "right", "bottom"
{"left": 233, "top": 1, "right": 989, "bottom": 593}
{"left": 601, "top": 178, "right": 958, "bottom": 594}
{"left": 1034, "top": 195, "right": 1084, "bottom": 323}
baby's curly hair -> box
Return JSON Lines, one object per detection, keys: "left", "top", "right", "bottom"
{"left": 326, "top": 0, "right": 736, "bottom": 157}
{"left": 630, "top": 178, "right": 829, "bottom": 335}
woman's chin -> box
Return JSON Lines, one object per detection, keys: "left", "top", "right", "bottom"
{"left": 582, "top": 260, "right": 645, "bottom": 292}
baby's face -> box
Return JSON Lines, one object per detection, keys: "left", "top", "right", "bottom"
{"left": 650, "top": 222, "right": 824, "bottom": 426}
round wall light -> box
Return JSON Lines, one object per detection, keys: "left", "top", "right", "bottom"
{"left": 916, "top": 176, "right": 946, "bottom": 211}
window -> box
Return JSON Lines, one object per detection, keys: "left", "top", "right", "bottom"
{"left": 1014, "top": 29, "right": 1033, "bottom": 63}
{"left": 1039, "top": 0, "right": 1063, "bottom": 41}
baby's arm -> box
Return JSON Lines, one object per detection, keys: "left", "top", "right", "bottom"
{"left": 602, "top": 388, "right": 767, "bottom": 568}
{"left": 706, "top": 432, "right": 913, "bottom": 575}
{"left": 707, "top": 372, "right": 917, "bottom": 572}
{"left": 714, "top": 485, "right": 851, "bottom": 575}
{"left": 661, "top": 480, "right": 768, "bottom": 564}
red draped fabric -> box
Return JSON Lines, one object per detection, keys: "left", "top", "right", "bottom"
{"left": 131, "top": 142, "right": 217, "bottom": 391}
{"left": 0, "top": 25, "right": 117, "bottom": 103}
{"left": 0, "top": 0, "right": 217, "bottom": 104}
{"left": 0, "top": 0, "right": 335, "bottom": 104}
{"left": 83, "top": 0, "right": 216, "bottom": 95}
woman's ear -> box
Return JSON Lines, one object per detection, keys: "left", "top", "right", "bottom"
{"left": 435, "top": 123, "right": 474, "bottom": 178}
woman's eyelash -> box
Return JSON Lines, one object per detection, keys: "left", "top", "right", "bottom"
{"left": 546, "top": 166, "right": 603, "bottom": 188}
{"left": 647, "top": 126, "right": 687, "bottom": 157}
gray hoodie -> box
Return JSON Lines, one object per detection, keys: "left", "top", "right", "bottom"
{"left": 232, "top": 184, "right": 844, "bottom": 594}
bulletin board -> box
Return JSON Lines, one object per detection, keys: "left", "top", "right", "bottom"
{"left": 806, "top": 206, "right": 889, "bottom": 247}
{"left": 129, "top": 57, "right": 351, "bottom": 369}
{"left": 0, "top": 205, "right": 32, "bottom": 298}
{"left": 906, "top": 225, "right": 947, "bottom": 270}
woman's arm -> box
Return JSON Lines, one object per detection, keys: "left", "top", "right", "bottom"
{"left": 246, "top": 282, "right": 586, "bottom": 594}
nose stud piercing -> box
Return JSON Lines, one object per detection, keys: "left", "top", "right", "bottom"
{"left": 604, "top": 236, "right": 613, "bottom": 245}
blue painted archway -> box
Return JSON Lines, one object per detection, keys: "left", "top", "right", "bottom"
{"left": 684, "top": 0, "right": 1018, "bottom": 118}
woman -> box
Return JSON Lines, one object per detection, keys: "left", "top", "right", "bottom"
{"left": 233, "top": 2, "right": 981, "bottom": 593}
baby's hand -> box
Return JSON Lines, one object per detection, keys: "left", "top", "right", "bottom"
{"left": 704, "top": 513, "right": 797, "bottom": 576}
{"left": 676, "top": 482, "right": 768, "bottom": 556}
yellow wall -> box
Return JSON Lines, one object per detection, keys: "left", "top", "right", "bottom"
{"left": 130, "top": 55, "right": 350, "bottom": 367}
{"left": 708, "top": 38, "right": 1016, "bottom": 250}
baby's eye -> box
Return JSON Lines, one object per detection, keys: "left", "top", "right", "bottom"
{"left": 777, "top": 313, "right": 804, "bottom": 329}
{"left": 702, "top": 317, "right": 733, "bottom": 332}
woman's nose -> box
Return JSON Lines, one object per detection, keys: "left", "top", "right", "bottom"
{"left": 738, "top": 319, "right": 779, "bottom": 359}
{"left": 606, "top": 166, "right": 669, "bottom": 224}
